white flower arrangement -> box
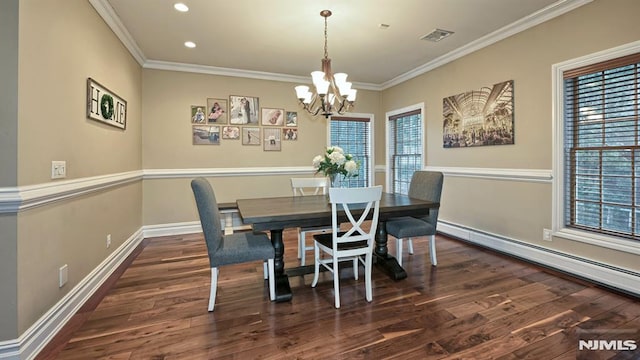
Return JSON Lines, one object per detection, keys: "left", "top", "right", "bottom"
{"left": 312, "top": 146, "right": 359, "bottom": 185}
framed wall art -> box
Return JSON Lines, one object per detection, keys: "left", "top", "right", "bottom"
{"left": 222, "top": 126, "right": 240, "bottom": 140}
{"left": 192, "top": 125, "right": 220, "bottom": 145}
{"left": 206, "top": 98, "right": 228, "bottom": 124}
{"left": 191, "top": 105, "right": 207, "bottom": 124}
{"left": 283, "top": 128, "right": 297, "bottom": 140}
{"left": 229, "top": 95, "right": 259, "bottom": 124}
{"left": 286, "top": 111, "right": 298, "bottom": 127}
{"left": 261, "top": 107, "right": 284, "bottom": 126}
{"left": 242, "top": 127, "right": 261, "bottom": 145}
{"left": 86, "top": 78, "right": 127, "bottom": 130}
{"left": 263, "top": 128, "right": 281, "bottom": 151}
{"left": 442, "top": 80, "right": 514, "bottom": 148}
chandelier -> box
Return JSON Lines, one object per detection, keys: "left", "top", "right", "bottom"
{"left": 294, "top": 10, "right": 357, "bottom": 118}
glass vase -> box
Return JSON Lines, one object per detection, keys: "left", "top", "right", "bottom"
{"left": 329, "top": 174, "right": 340, "bottom": 188}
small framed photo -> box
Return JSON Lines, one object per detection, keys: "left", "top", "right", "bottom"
{"left": 286, "top": 111, "right": 298, "bottom": 127}
{"left": 242, "top": 127, "right": 261, "bottom": 145}
{"left": 192, "top": 125, "right": 220, "bottom": 145}
{"left": 206, "top": 98, "right": 228, "bottom": 124}
{"left": 222, "top": 126, "right": 240, "bottom": 140}
{"left": 263, "top": 128, "right": 281, "bottom": 151}
{"left": 229, "top": 95, "right": 259, "bottom": 124}
{"left": 283, "top": 128, "right": 297, "bottom": 140}
{"left": 261, "top": 107, "right": 284, "bottom": 126}
{"left": 191, "top": 105, "right": 207, "bottom": 124}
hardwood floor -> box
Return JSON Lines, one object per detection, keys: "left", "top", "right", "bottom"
{"left": 37, "top": 230, "right": 640, "bottom": 359}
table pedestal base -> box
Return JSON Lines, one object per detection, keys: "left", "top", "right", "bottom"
{"left": 374, "top": 253, "right": 407, "bottom": 280}
{"left": 273, "top": 274, "right": 292, "bottom": 302}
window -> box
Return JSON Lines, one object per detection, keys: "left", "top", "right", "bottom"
{"left": 329, "top": 115, "right": 372, "bottom": 187}
{"left": 387, "top": 106, "right": 423, "bottom": 194}
{"left": 560, "top": 51, "right": 640, "bottom": 242}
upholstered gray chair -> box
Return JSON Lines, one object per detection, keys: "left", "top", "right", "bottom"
{"left": 191, "top": 177, "right": 275, "bottom": 311}
{"left": 385, "top": 171, "right": 443, "bottom": 266}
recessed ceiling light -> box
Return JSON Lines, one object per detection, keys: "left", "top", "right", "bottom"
{"left": 174, "top": 3, "right": 189, "bottom": 12}
{"left": 184, "top": 41, "right": 196, "bottom": 48}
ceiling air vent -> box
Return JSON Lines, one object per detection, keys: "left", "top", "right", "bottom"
{"left": 420, "top": 28, "right": 454, "bottom": 42}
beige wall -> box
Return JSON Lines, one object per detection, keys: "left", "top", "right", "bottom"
{"left": 18, "top": 1, "right": 142, "bottom": 184}
{"left": 141, "top": 69, "right": 381, "bottom": 225}
{"left": 381, "top": 0, "right": 640, "bottom": 271}
{"left": 8, "top": 0, "right": 143, "bottom": 339}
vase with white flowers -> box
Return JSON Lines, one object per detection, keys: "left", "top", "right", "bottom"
{"left": 312, "top": 146, "right": 359, "bottom": 187}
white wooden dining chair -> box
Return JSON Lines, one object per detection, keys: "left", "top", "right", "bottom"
{"left": 311, "top": 185, "right": 382, "bottom": 308}
{"left": 290, "top": 177, "right": 330, "bottom": 265}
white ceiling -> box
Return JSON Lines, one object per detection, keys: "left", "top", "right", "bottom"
{"left": 95, "top": 0, "right": 590, "bottom": 89}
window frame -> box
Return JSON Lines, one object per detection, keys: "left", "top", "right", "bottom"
{"left": 385, "top": 103, "right": 425, "bottom": 194}
{"left": 326, "top": 112, "right": 374, "bottom": 187}
{"left": 552, "top": 40, "right": 640, "bottom": 255}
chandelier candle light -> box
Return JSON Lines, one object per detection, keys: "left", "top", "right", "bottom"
{"left": 295, "top": 10, "right": 357, "bottom": 118}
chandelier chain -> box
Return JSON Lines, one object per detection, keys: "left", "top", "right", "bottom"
{"left": 324, "top": 16, "right": 329, "bottom": 60}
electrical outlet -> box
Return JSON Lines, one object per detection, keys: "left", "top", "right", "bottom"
{"left": 51, "top": 161, "right": 66, "bottom": 179}
{"left": 59, "top": 264, "right": 68, "bottom": 287}
{"left": 106, "top": 234, "right": 111, "bottom": 248}
{"left": 543, "top": 228, "right": 552, "bottom": 241}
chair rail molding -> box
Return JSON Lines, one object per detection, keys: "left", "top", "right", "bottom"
{"left": 424, "top": 166, "right": 552, "bottom": 183}
{"left": 143, "top": 166, "right": 315, "bottom": 179}
{"left": 0, "top": 167, "right": 321, "bottom": 213}
{"left": 0, "top": 171, "right": 143, "bottom": 214}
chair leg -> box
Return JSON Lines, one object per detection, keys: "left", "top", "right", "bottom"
{"left": 208, "top": 267, "right": 219, "bottom": 312}
{"left": 395, "top": 238, "right": 403, "bottom": 266}
{"left": 365, "top": 253, "right": 373, "bottom": 302}
{"left": 298, "top": 230, "right": 304, "bottom": 264}
{"left": 311, "top": 243, "right": 320, "bottom": 287}
{"left": 333, "top": 257, "right": 340, "bottom": 309}
{"left": 353, "top": 257, "right": 358, "bottom": 280}
{"left": 267, "top": 259, "right": 275, "bottom": 301}
{"left": 429, "top": 235, "right": 437, "bottom": 266}
{"left": 263, "top": 261, "right": 268, "bottom": 280}
{"left": 408, "top": 237, "right": 414, "bottom": 255}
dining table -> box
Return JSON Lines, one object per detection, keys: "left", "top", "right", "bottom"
{"left": 236, "top": 192, "right": 439, "bottom": 302}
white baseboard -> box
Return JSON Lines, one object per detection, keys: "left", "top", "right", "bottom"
{"left": 142, "top": 221, "right": 202, "bottom": 238}
{"left": 0, "top": 229, "right": 144, "bottom": 360}
{"left": 438, "top": 220, "right": 640, "bottom": 297}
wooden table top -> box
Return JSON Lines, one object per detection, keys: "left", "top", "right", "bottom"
{"left": 236, "top": 192, "right": 438, "bottom": 231}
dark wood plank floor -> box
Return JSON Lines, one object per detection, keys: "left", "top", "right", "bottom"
{"left": 37, "top": 230, "right": 640, "bottom": 359}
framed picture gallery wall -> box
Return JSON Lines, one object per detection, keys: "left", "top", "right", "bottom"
{"left": 190, "top": 94, "right": 298, "bottom": 148}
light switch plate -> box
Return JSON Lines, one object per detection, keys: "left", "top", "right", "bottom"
{"left": 51, "top": 161, "right": 66, "bottom": 179}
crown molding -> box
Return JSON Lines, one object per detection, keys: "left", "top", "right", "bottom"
{"left": 90, "top": 0, "right": 592, "bottom": 89}
{"left": 88, "top": 0, "right": 146, "bottom": 65}
{"left": 379, "top": 0, "right": 593, "bottom": 89}
{"left": 143, "top": 60, "right": 381, "bottom": 91}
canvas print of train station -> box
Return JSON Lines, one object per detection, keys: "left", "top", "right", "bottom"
{"left": 443, "top": 80, "right": 514, "bottom": 148}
